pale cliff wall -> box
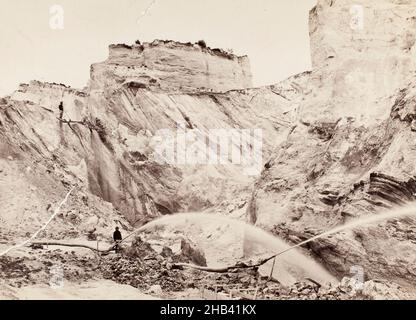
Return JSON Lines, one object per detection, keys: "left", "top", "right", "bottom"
{"left": 1, "top": 75, "right": 291, "bottom": 226}
{"left": 247, "top": 0, "right": 416, "bottom": 287}
{"left": 310, "top": 0, "right": 416, "bottom": 99}
{"left": 90, "top": 40, "right": 252, "bottom": 93}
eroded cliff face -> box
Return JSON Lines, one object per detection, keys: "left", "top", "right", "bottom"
{"left": 248, "top": 0, "right": 416, "bottom": 288}
{"left": 310, "top": 0, "right": 416, "bottom": 68}
{"left": 90, "top": 40, "right": 252, "bottom": 93}
{"left": 0, "top": 40, "right": 291, "bottom": 230}
{"left": 308, "top": 0, "right": 416, "bottom": 125}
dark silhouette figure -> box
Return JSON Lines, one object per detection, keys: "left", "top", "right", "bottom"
{"left": 58, "top": 101, "right": 64, "bottom": 119}
{"left": 113, "top": 227, "right": 122, "bottom": 241}
{"left": 113, "top": 227, "right": 122, "bottom": 253}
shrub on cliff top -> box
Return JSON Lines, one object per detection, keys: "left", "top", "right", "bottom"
{"left": 197, "top": 40, "right": 207, "bottom": 48}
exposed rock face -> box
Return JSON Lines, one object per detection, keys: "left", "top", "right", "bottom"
{"left": 310, "top": 0, "right": 416, "bottom": 94}
{"left": 308, "top": 0, "right": 416, "bottom": 125}
{"left": 90, "top": 40, "right": 252, "bottom": 93}
{"left": 248, "top": 0, "right": 416, "bottom": 289}
{"left": 0, "top": 46, "right": 289, "bottom": 226}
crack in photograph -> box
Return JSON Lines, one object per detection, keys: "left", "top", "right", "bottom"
{"left": 1, "top": 0, "right": 416, "bottom": 303}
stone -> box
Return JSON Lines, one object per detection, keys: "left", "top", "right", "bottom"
{"left": 161, "top": 246, "right": 173, "bottom": 258}
{"left": 148, "top": 285, "right": 163, "bottom": 295}
{"left": 179, "top": 238, "right": 207, "bottom": 267}
{"left": 411, "top": 119, "right": 416, "bottom": 132}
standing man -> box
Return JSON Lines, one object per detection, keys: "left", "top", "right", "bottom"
{"left": 58, "top": 101, "right": 64, "bottom": 119}
{"left": 113, "top": 227, "right": 122, "bottom": 253}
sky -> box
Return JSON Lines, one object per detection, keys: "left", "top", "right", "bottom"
{"left": 0, "top": 0, "right": 317, "bottom": 96}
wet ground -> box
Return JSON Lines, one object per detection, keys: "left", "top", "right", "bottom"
{"left": 1, "top": 238, "right": 412, "bottom": 300}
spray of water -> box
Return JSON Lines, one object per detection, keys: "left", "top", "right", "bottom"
{"left": 125, "top": 203, "right": 416, "bottom": 285}
{"left": 127, "top": 213, "right": 338, "bottom": 285}
{"left": 270, "top": 203, "right": 416, "bottom": 260}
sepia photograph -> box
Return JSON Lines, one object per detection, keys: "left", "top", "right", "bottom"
{"left": 1, "top": 0, "right": 416, "bottom": 305}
